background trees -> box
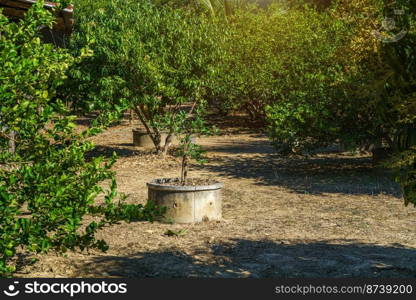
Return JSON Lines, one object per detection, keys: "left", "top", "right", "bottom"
{"left": 264, "top": 0, "right": 384, "bottom": 153}
{"left": 65, "top": 0, "right": 414, "bottom": 204}
{"left": 1, "top": 0, "right": 415, "bottom": 277}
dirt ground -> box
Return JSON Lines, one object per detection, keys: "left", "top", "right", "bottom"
{"left": 15, "top": 117, "right": 416, "bottom": 278}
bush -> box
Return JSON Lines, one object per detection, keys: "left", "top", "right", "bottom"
{"left": 0, "top": 3, "right": 163, "bottom": 277}
{"left": 208, "top": 3, "right": 356, "bottom": 127}
{"left": 260, "top": 1, "right": 390, "bottom": 153}
{"left": 65, "top": 0, "right": 223, "bottom": 154}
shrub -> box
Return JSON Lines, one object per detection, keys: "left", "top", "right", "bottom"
{"left": 261, "top": 1, "right": 392, "bottom": 153}
{"left": 208, "top": 3, "right": 356, "bottom": 127}
{"left": 0, "top": 2, "right": 162, "bottom": 277}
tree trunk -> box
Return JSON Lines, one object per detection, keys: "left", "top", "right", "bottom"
{"left": 132, "top": 106, "right": 162, "bottom": 153}
{"left": 180, "top": 141, "right": 189, "bottom": 185}
{"left": 129, "top": 109, "right": 134, "bottom": 124}
{"left": 8, "top": 131, "right": 16, "bottom": 154}
{"left": 181, "top": 155, "right": 188, "bottom": 186}
{"left": 155, "top": 133, "right": 163, "bottom": 154}
{"left": 161, "top": 133, "right": 174, "bottom": 156}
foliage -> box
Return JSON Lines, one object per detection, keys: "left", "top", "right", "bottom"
{"left": 0, "top": 3, "right": 163, "bottom": 277}
{"left": 208, "top": 3, "right": 358, "bottom": 138}
{"left": 66, "top": 0, "right": 223, "bottom": 154}
{"left": 312, "top": 0, "right": 416, "bottom": 205}
{"left": 378, "top": 0, "right": 416, "bottom": 205}
{"left": 152, "top": 0, "right": 248, "bottom": 16}
{"left": 262, "top": 1, "right": 394, "bottom": 154}
{"left": 196, "top": 0, "right": 249, "bottom": 17}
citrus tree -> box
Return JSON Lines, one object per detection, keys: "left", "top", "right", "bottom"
{"left": 258, "top": 1, "right": 388, "bottom": 153}
{"left": 208, "top": 3, "right": 356, "bottom": 126}
{"left": 66, "top": 0, "right": 223, "bottom": 155}
{"left": 0, "top": 2, "right": 162, "bottom": 277}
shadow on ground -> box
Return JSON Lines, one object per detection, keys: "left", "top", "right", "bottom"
{"left": 74, "top": 239, "right": 416, "bottom": 278}
{"left": 86, "top": 145, "right": 144, "bottom": 159}
{"left": 195, "top": 139, "right": 401, "bottom": 197}
{"left": 205, "top": 113, "right": 265, "bottom": 134}
{"left": 202, "top": 139, "right": 275, "bottom": 154}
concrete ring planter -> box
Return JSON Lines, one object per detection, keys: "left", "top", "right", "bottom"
{"left": 132, "top": 129, "right": 177, "bottom": 148}
{"left": 147, "top": 178, "right": 223, "bottom": 223}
